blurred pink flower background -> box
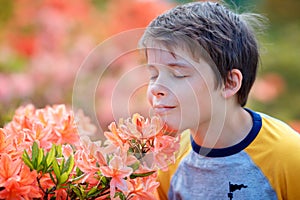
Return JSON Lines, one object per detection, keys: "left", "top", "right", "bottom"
{"left": 0, "top": 0, "right": 174, "bottom": 137}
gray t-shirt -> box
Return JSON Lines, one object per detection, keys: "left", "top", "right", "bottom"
{"left": 168, "top": 150, "right": 277, "bottom": 200}
{"left": 168, "top": 109, "right": 278, "bottom": 200}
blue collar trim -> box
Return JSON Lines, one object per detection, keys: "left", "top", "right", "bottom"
{"left": 191, "top": 108, "right": 262, "bottom": 157}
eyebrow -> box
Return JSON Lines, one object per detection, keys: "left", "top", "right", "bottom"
{"left": 147, "top": 62, "right": 191, "bottom": 69}
{"left": 167, "top": 62, "right": 191, "bottom": 69}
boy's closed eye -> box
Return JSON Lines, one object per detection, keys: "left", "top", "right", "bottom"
{"left": 147, "top": 65, "right": 159, "bottom": 80}
{"left": 173, "top": 69, "right": 189, "bottom": 78}
{"left": 168, "top": 62, "right": 192, "bottom": 78}
{"left": 147, "top": 64, "right": 191, "bottom": 80}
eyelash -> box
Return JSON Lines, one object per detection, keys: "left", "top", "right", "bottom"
{"left": 150, "top": 74, "right": 188, "bottom": 80}
{"left": 150, "top": 75, "right": 158, "bottom": 80}
{"left": 174, "top": 74, "right": 188, "bottom": 78}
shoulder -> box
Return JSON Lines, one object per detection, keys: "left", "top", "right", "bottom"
{"left": 245, "top": 112, "right": 300, "bottom": 199}
{"left": 247, "top": 112, "right": 300, "bottom": 160}
{"left": 261, "top": 114, "right": 300, "bottom": 167}
{"left": 260, "top": 113, "right": 300, "bottom": 150}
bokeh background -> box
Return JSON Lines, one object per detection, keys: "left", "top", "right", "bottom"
{"left": 0, "top": 0, "right": 299, "bottom": 137}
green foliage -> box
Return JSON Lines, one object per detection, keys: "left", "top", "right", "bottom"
{"left": 260, "top": 0, "right": 300, "bottom": 25}
{"left": 91, "top": 0, "right": 110, "bottom": 11}
{"left": 224, "top": 0, "right": 262, "bottom": 12}
{"left": 22, "top": 142, "right": 60, "bottom": 174}
{"left": 22, "top": 142, "right": 75, "bottom": 197}
{"left": 114, "top": 191, "right": 126, "bottom": 200}
{"left": 130, "top": 171, "right": 156, "bottom": 179}
{"left": 0, "top": 0, "right": 13, "bottom": 25}
{"left": 0, "top": 55, "right": 27, "bottom": 73}
{"left": 0, "top": 104, "right": 18, "bottom": 127}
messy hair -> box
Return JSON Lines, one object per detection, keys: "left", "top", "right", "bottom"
{"left": 139, "top": 1, "right": 266, "bottom": 106}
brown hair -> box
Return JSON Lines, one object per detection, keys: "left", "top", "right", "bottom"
{"left": 140, "top": 1, "right": 266, "bottom": 106}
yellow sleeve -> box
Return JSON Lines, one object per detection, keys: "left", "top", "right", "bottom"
{"left": 281, "top": 141, "right": 300, "bottom": 199}
{"left": 268, "top": 124, "right": 300, "bottom": 200}
{"left": 156, "top": 130, "right": 192, "bottom": 200}
{"left": 245, "top": 116, "right": 300, "bottom": 200}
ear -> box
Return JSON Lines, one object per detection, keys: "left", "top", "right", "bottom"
{"left": 222, "top": 69, "right": 243, "bottom": 99}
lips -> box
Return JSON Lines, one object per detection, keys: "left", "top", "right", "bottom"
{"left": 153, "top": 104, "right": 176, "bottom": 114}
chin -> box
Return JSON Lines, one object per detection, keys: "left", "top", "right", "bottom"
{"left": 155, "top": 113, "right": 183, "bottom": 133}
{"left": 161, "top": 121, "right": 182, "bottom": 136}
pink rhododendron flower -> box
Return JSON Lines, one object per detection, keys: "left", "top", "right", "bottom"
{"left": 0, "top": 154, "right": 41, "bottom": 199}
{"left": 152, "top": 135, "right": 181, "bottom": 170}
{"left": 5, "top": 104, "right": 80, "bottom": 149}
{"left": 0, "top": 153, "right": 22, "bottom": 186}
{"left": 23, "top": 122, "right": 53, "bottom": 150}
{"left": 104, "top": 122, "right": 129, "bottom": 149}
{"left": 62, "top": 144, "right": 74, "bottom": 158}
{"left": 74, "top": 136, "right": 107, "bottom": 184}
{"left": 105, "top": 113, "right": 180, "bottom": 171}
{"left": 126, "top": 176, "right": 159, "bottom": 200}
{"left": 0, "top": 129, "right": 11, "bottom": 153}
{"left": 119, "top": 114, "right": 163, "bottom": 140}
{"left": 100, "top": 156, "right": 133, "bottom": 198}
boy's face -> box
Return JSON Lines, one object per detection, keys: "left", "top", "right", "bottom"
{"left": 146, "top": 46, "right": 224, "bottom": 134}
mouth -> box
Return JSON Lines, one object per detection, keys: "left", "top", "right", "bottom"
{"left": 153, "top": 104, "right": 176, "bottom": 114}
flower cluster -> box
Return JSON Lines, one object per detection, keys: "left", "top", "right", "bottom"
{"left": 0, "top": 104, "right": 180, "bottom": 199}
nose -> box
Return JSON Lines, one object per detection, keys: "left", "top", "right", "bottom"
{"left": 149, "top": 82, "right": 167, "bottom": 97}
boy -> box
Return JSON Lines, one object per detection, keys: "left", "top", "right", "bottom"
{"left": 139, "top": 1, "right": 300, "bottom": 199}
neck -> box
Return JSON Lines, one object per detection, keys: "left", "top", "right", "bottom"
{"left": 190, "top": 106, "right": 253, "bottom": 149}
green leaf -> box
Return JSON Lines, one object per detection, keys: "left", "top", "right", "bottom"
{"left": 31, "top": 141, "right": 39, "bottom": 168}
{"left": 37, "top": 148, "right": 44, "bottom": 167}
{"left": 59, "top": 158, "right": 65, "bottom": 172}
{"left": 56, "top": 145, "right": 62, "bottom": 157}
{"left": 37, "top": 163, "right": 45, "bottom": 172}
{"left": 52, "top": 158, "right": 61, "bottom": 180}
{"left": 114, "top": 191, "right": 126, "bottom": 200}
{"left": 71, "top": 173, "right": 86, "bottom": 182}
{"left": 129, "top": 161, "right": 140, "bottom": 171}
{"left": 70, "top": 185, "right": 82, "bottom": 197}
{"left": 62, "top": 155, "right": 74, "bottom": 175}
{"left": 87, "top": 186, "right": 101, "bottom": 198}
{"left": 130, "top": 171, "right": 156, "bottom": 179}
{"left": 49, "top": 172, "right": 56, "bottom": 184}
{"left": 76, "top": 167, "right": 84, "bottom": 177}
{"left": 100, "top": 176, "right": 109, "bottom": 185}
{"left": 46, "top": 145, "right": 56, "bottom": 167}
{"left": 79, "top": 184, "right": 87, "bottom": 199}
{"left": 22, "top": 151, "right": 34, "bottom": 170}
{"left": 59, "top": 172, "right": 69, "bottom": 185}
{"left": 23, "top": 149, "right": 31, "bottom": 160}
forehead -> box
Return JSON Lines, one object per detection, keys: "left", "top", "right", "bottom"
{"left": 146, "top": 45, "right": 195, "bottom": 66}
{"left": 143, "top": 40, "right": 218, "bottom": 73}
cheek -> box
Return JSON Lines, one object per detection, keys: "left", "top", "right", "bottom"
{"left": 146, "top": 87, "right": 153, "bottom": 105}
{"left": 179, "top": 83, "right": 200, "bottom": 103}
{"left": 179, "top": 94, "right": 199, "bottom": 117}
{"left": 179, "top": 81, "right": 210, "bottom": 111}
